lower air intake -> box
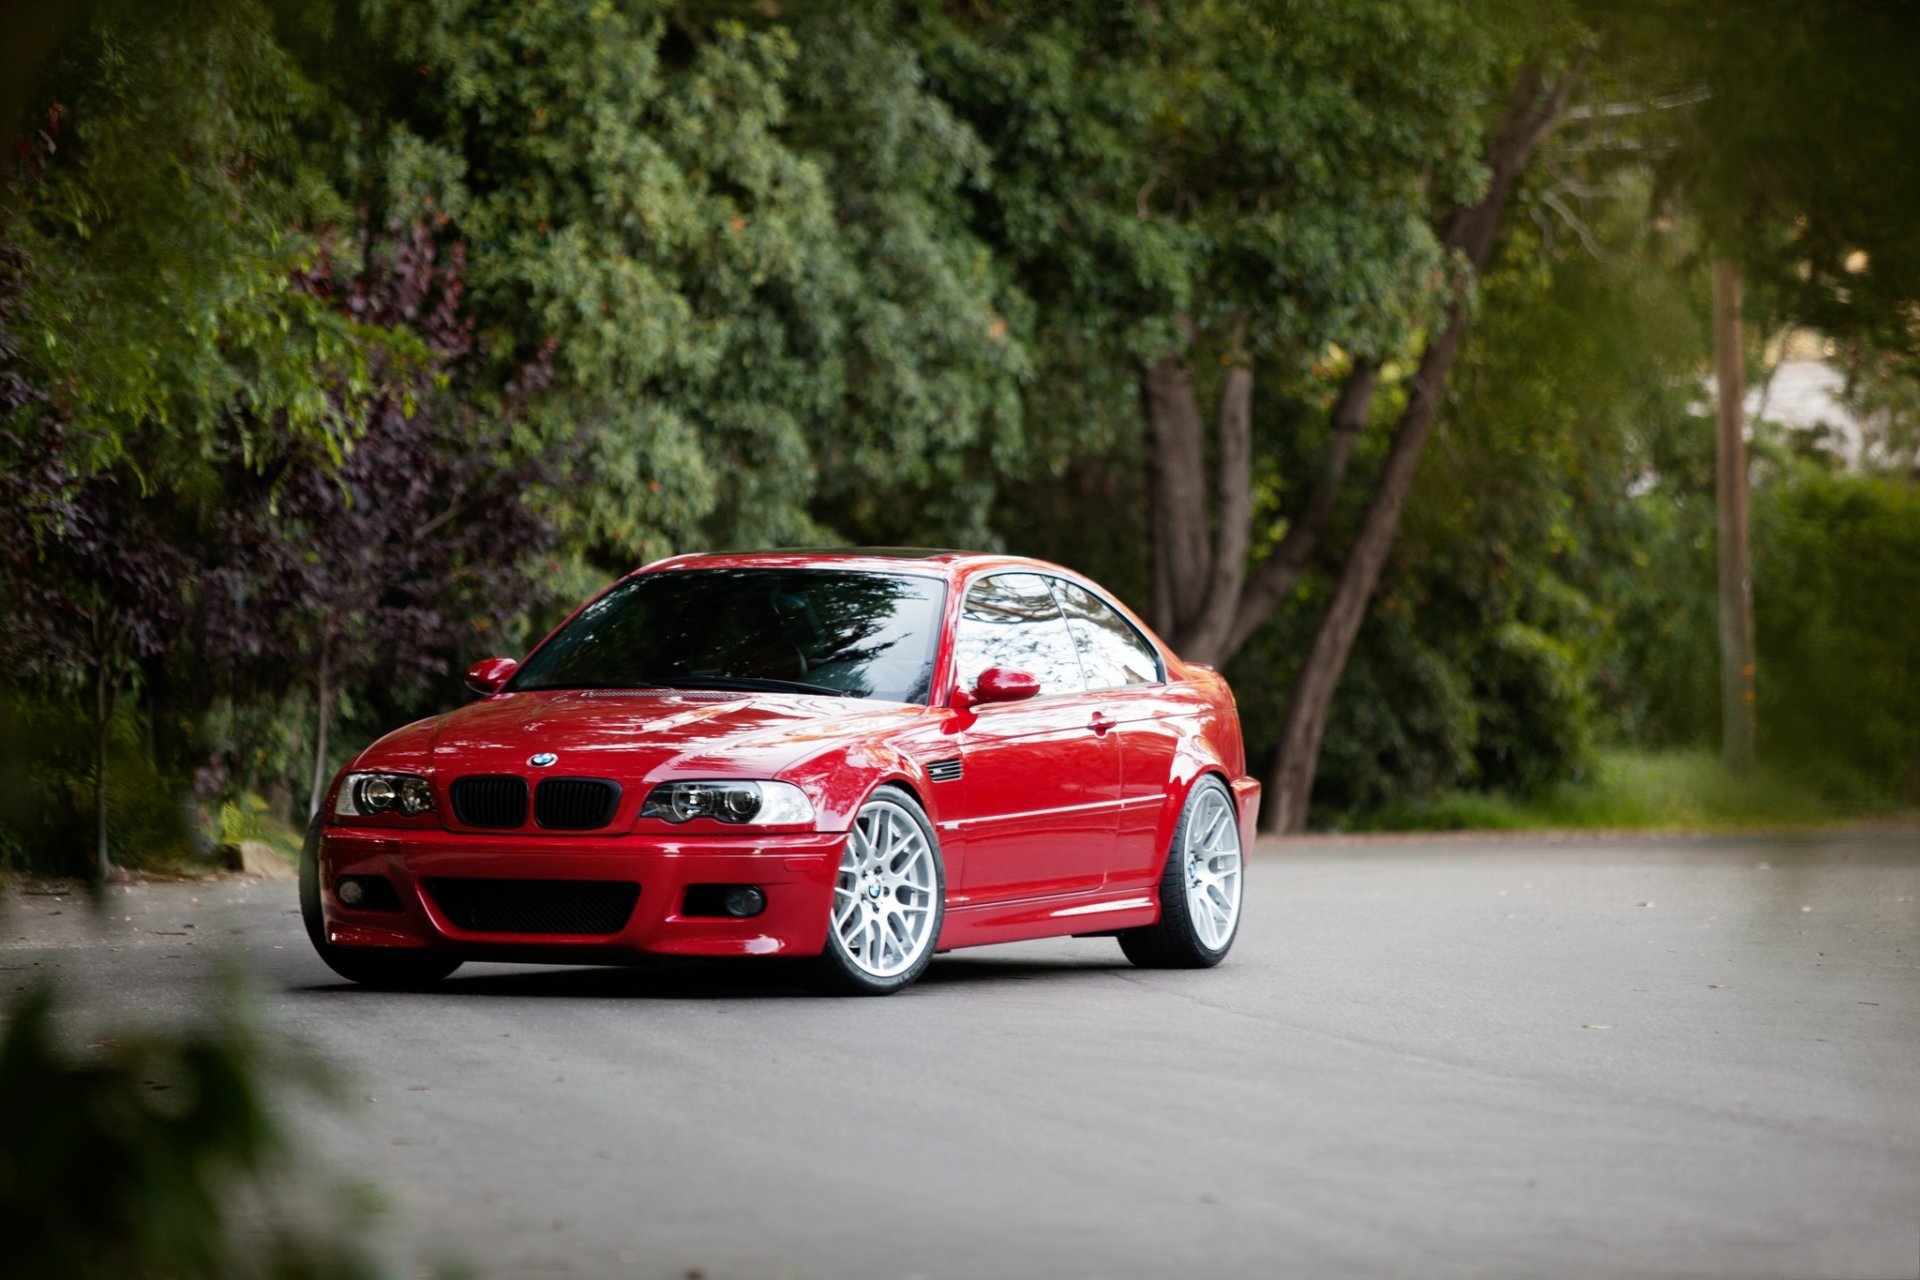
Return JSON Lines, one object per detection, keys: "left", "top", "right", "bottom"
{"left": 426, "top": 878, "right": 640, "bottom": 935}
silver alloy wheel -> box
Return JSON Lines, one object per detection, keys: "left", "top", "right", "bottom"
{"left": 831, "top": 798, "right": 940, "bottom": 979}
{"left": 1181, "top": 784, "right": 1243, "bottom": 949}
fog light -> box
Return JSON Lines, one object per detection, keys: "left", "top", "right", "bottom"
{"left": 336, "top": 877, "right": 366, "bottom": 907}
{"left": 722, "top": 886, "right": 766, "bottom": 918}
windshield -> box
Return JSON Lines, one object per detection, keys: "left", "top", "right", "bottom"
{"left": 510, "top": 569, "right": 947, "bottom": 703}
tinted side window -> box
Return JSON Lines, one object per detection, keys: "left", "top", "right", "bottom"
{"left": 1049, "top": 579, "right": 1162, "bottom": 689}
{"left": 954, "top": 573, "right": 1088, "bottom": 697}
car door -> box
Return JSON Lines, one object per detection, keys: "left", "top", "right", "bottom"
{"left": 950, "top": 572, "right": 1121, "bottom": 902}
{"left": 1045, "top": 577, "right": 1184, "bottom": 892}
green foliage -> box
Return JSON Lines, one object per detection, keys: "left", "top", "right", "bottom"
{"left": 1225, "top": 185, "right": 1701, "bottom": 820}
{"left": 915, "top": 0, "right": 1516, "bottom": 360}
{"left": 6, "top": 0, "right": 399, "bottom": 479}
{"left": 0, "top": 978, "right": 400, "bottom": 1279}
{"left": 1471, "top": 619, "right": 1595, "bottom": 794}
{"left": 1752, "top": 466, "right": 1920, "bottom": 803}
{"left": 1258, "top": 603, "right": 1480, "bottom": 816}
{"left": 3, "top": 0, "right": 1917, "bottom": 846}
{"left": 1604, "top": 453, "right": 1920, "bottom": 809}
{"left": 1356, "top": 748, "right": 1881, "bottom": 833}
{"left": 355, "top": 0, "right": 1027, "bottom": 560}
{"left": 0, "top": 689, "right": 196, "bottom": 875}
{"left": 1668, "top": 2, "right": 1920, "bottom": 357}
{"left": 218, "top": 792, "right": 304, "bottom": 863}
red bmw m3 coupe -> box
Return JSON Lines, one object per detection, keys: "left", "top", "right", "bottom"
{"left": 302, "top": 549, "right": 1258, "bottom": 994}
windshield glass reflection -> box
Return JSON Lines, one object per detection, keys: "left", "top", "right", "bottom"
{"left": 511, "top": 570, "right": 946, "bottom": 704}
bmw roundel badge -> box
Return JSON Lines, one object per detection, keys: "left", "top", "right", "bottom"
{"left": 528, "top": 752, "right": 558, "bottom": 768}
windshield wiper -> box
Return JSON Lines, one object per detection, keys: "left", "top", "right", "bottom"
{"left": 660, "top": 675, "right": 858, "bottom": 698}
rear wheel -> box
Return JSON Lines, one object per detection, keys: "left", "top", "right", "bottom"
{"left": 808, "top": 786, "right": 944, "bottom": 995}
{"left": 1119, "top": 776, "right": 1243, "bottom": 969}
{"left": 299, "top": 816, "right": 461, "bottom": 989}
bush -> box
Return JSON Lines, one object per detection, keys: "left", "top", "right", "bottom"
{"left": 0, "top": 977, "right": 401, "bottom": 1280}
{"left": 1359, "top": 747, "right": 1871, "bottom": 832}
{"left": 0, "top": 689, "right": 196, "bottom": 877}
{"left": 1470, "top": 620, "right": 1595, "bottom": 794}
{"left": 1752, "top": 468, "right": 1920, "bottom": 803}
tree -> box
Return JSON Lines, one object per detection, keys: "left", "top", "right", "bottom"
{"left": 0, "top": 426, "right": 190, "bottom": 876}
{"left": 196, "top": 220, "right": 559, "bottom": 818}
{"left": 916, "top": 1, "right": 1584, "bottom": 828}
{"left": 1662, "top": 1, "right": 1920, "bottom": 361}
{"left": 1, "top": 0, "right": 399, "bottom": 483}
{"left": 1, "top": 119, "right": 190, "bottom": 876}
{"left": 3, "top": 8, "right": 562, "bottom": 854}
{"left": 1265, "top": 59, "right": 1586, "bottom": 830}
{"left": 318, "top": 0, "right": 1027, "bottom": 564}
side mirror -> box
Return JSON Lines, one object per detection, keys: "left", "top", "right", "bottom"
{"left": 465, "top": 656, "right": 520, "bottom": 696}
{"left": 960, "top": 666, "right": 1041, "bottom": 707}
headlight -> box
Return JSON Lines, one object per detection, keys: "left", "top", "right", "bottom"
{"left": 336, "top": 772, "right": 436, "bottom": 817}
{"left": 640, "top": 780, "right": 814, "bottom": 826}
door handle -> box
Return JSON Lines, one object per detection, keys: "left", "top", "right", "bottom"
{"left": 1088, "top": 711, "right": 1114, "bottom": 736}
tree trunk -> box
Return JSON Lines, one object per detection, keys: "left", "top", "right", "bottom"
{"left": 1266, "top": 326, "right": 1472, "bottom": 831}
{"left": 93, "top": 658, "right": 111, "bottom": 881}
{"left": 1712, "top": 258, "right": 1756, "bottom": 776}
{"left": 1218, "top": 360, "right": 1380, "bottom": 662}
{"left": 307, "top": 628, "right": 333, "bottom": 820}
{"left": 1263, "top": 58, "right": 1585, "bottom": 833}
{"left": 1141, "top": 337, "right": 1213, "bottom": 638}
{"left": 1140, "top": 321, "right": 1378, "bottom": 671}
{"left": 1173, "top": 357, "right": 1254, "bottom": 661}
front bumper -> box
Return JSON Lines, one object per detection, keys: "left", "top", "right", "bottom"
{"left": 318, "top": 825, "right": 846, "bottom": 960}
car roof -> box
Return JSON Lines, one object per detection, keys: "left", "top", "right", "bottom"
{"left": 637, "top": 547, "right": 1086, "bottom": 582}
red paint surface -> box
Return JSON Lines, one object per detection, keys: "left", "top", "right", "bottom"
{"left": 318, "top": 550, "right": 1258, "bottom": 963}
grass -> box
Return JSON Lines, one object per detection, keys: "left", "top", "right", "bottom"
{"left": 1353, "top": 748, "right": 1913, "bottom": 834}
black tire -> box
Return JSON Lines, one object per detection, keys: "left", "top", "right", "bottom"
{"left": 1118, "top": 775, "right": 1243, "bottom": 969}
{"left": 299, "top": 815, "right": 461, "bottom": 989}
{"left": 807, "top": 785, "right": 945, "bottom": 996}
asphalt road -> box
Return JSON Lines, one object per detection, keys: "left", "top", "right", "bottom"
{"left": 5, "top": 830, "right": 1918, "bottom": 1280}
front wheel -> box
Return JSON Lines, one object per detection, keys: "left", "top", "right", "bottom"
{"left": 1119, "top": 776, "right": 1244, "bottom": 969}
{"left": 808, "top": 786, "right": 945, "bottom": 995}
{"left": 299, "top": 816, "right": 461, "bottom": 990}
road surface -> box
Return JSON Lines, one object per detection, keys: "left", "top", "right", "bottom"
{"left": 5, "top": 829, "right": 1917, "bottom": 1280}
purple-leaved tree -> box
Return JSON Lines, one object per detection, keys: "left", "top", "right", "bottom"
{"left": 197, "top": 219, "right": 559, "bottom": 818}
{"left": 0, "top": 418, "right": 191, "bottom": 877}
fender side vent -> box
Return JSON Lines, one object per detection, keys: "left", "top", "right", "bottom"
{"left": 927, "top": 758, "right": 962, "bottom": 784}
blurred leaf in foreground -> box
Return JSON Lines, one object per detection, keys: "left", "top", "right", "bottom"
{"left": 0, "top": 976, "right": 422, "bottom": 1280}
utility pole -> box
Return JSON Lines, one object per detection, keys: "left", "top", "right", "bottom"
{"left": 1713, "top": 258, "right": 1756, "bottom": 775}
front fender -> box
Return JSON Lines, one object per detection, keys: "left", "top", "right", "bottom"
{"left": 779, "top": 741, "right": 942, "bottom": 834}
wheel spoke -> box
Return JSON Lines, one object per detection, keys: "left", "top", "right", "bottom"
{"left": 1197, "top": 804, "right": 1228, "bottom": 852}
{"left": 1180, "top": 787, "right": 1243, "bottom": 951}
{"left": 827, "top": 799, "right": 942, "bottom": 979}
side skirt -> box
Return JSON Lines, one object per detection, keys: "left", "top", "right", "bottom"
{"left": 934, "top": 890, "right": 1160, "bottom": 952}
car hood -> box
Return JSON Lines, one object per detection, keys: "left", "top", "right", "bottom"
{"left": 356, "top": 689, "right": 924, "bottom": 789}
